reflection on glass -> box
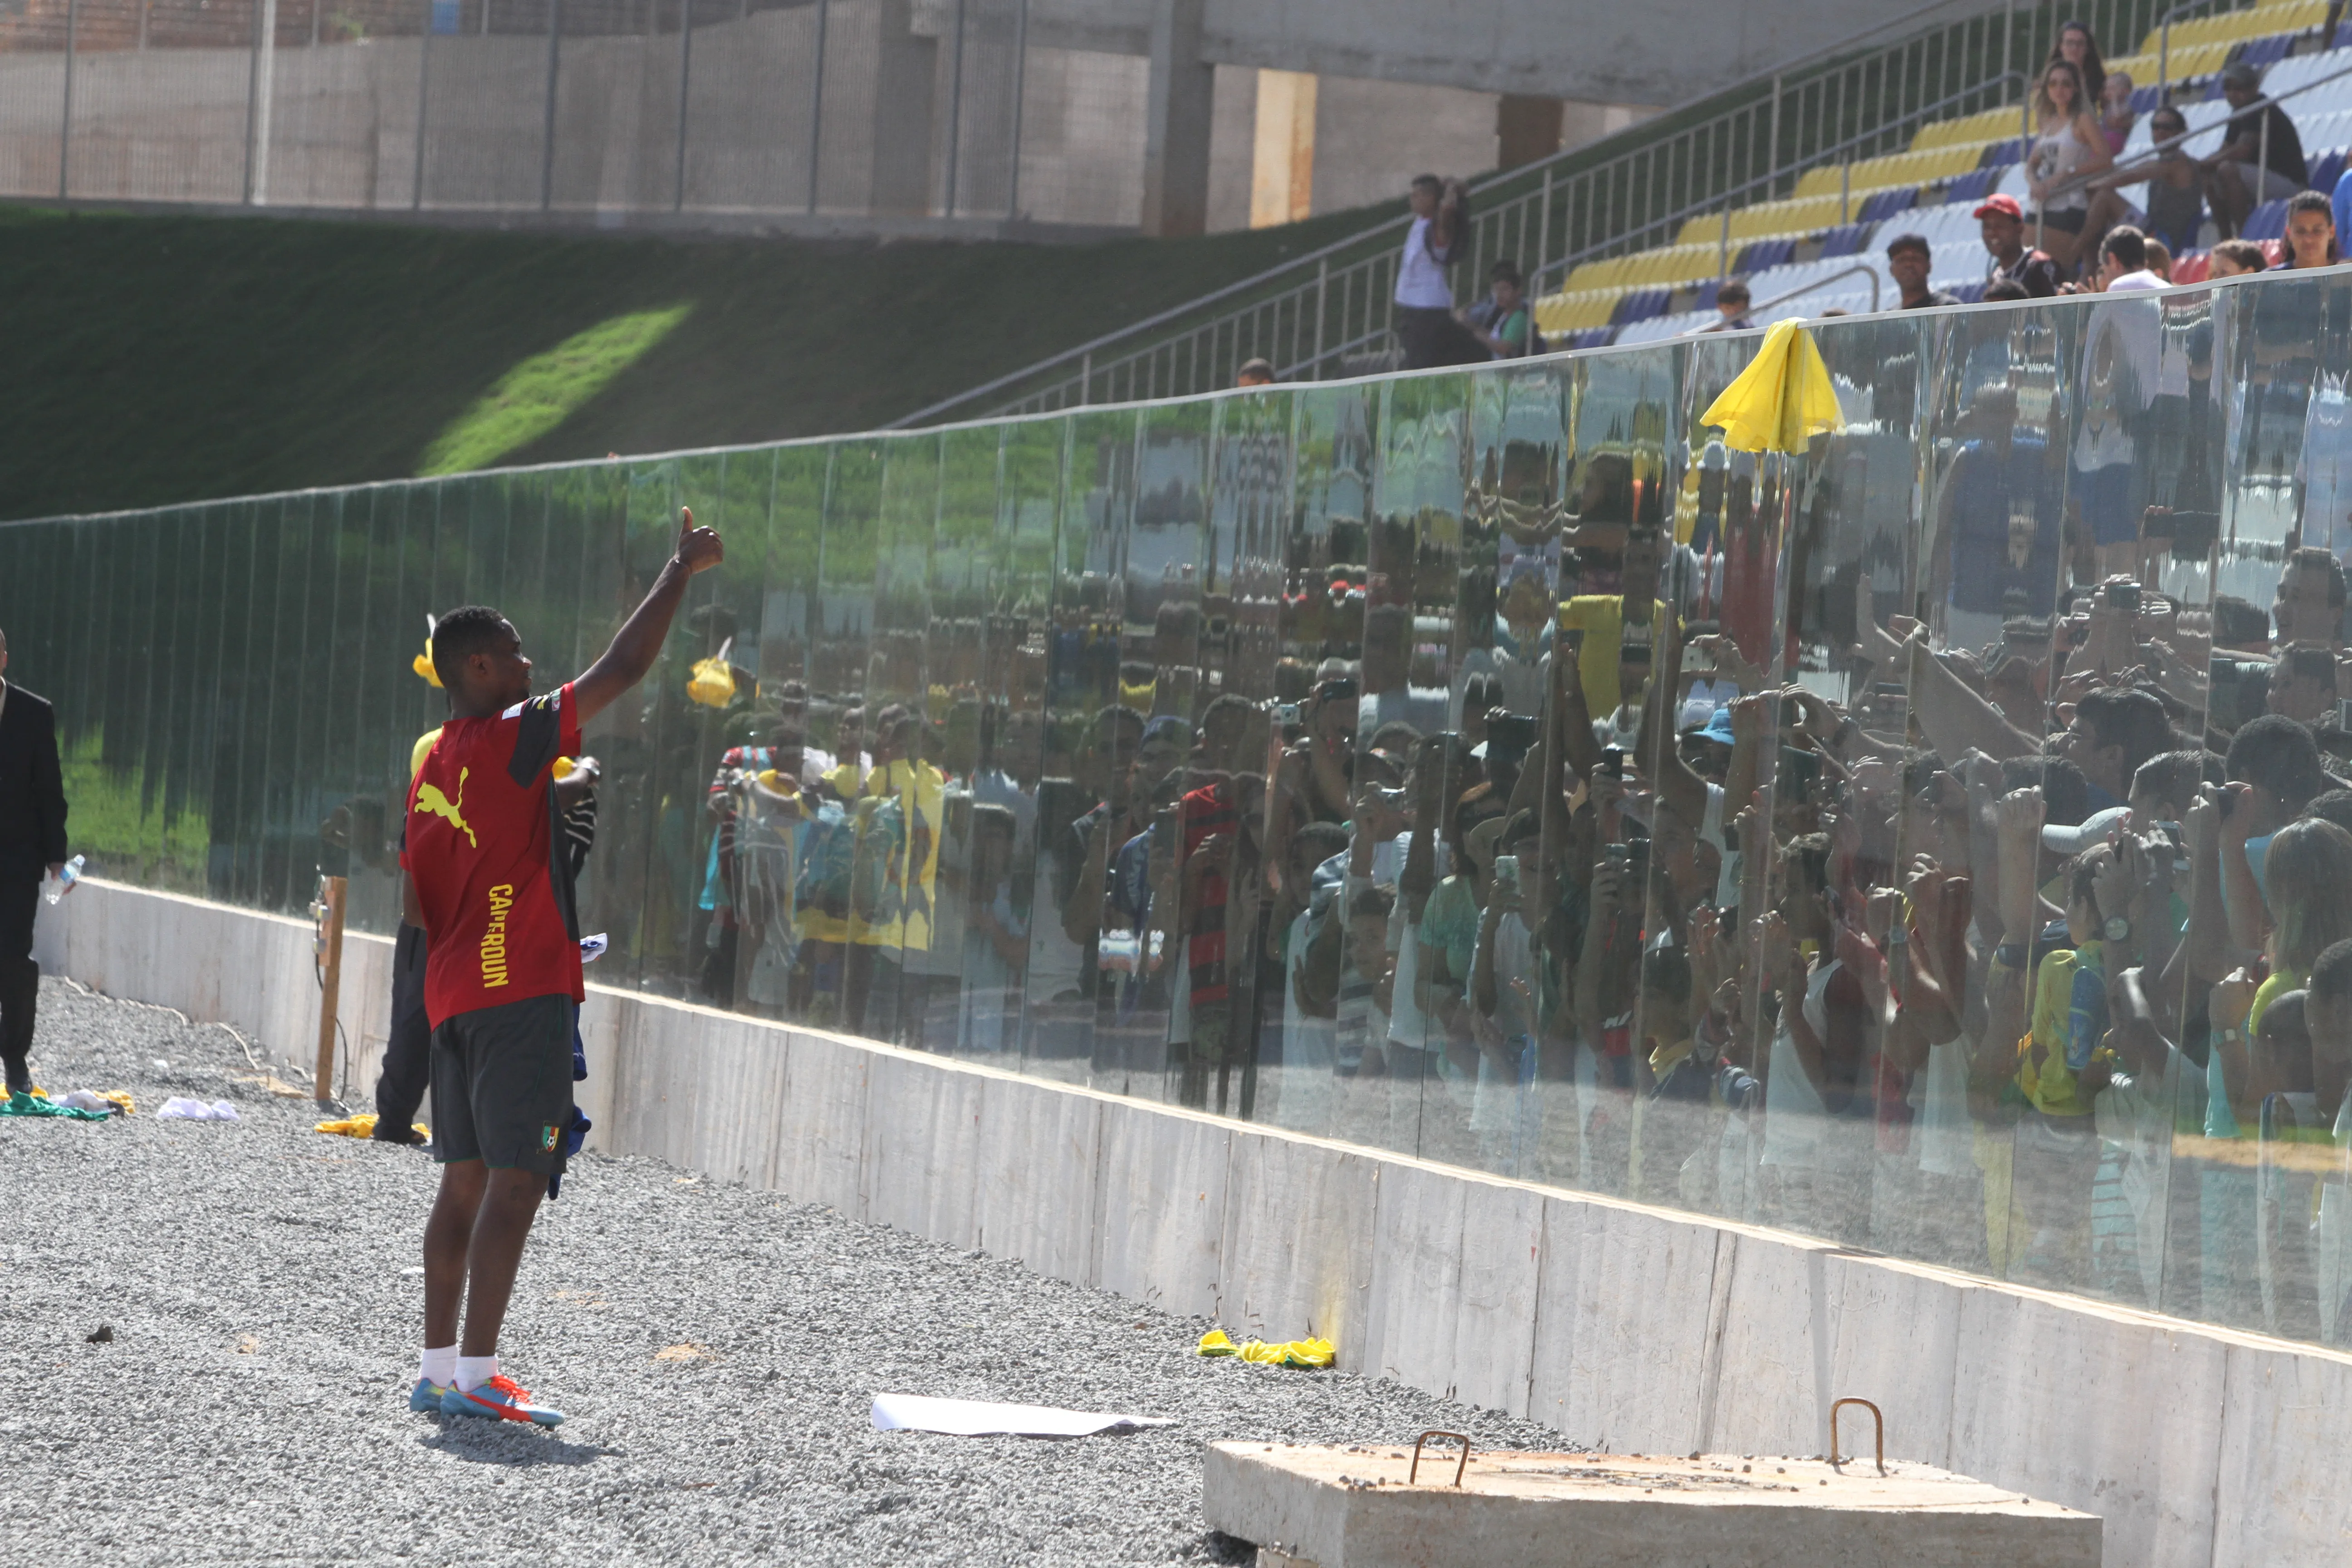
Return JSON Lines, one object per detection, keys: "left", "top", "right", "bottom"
{"left": 17, "top": 280, "right": 2352, "bottom": 1353}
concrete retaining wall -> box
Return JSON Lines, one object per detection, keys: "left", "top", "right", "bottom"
{"left": 31, "top": 878, "right": 2352, "bottom": 1567}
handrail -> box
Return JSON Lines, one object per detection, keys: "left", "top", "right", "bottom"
{"left": 1252, "top": 78, "right": 2003, "bottom": 383}
{"left": 883, "top": 3, "right": 2043, "bottom": 428}
{"left": 906, "top": 64, "right": 2034, "bottom": 423}
{"left": 1526, "top": 74, "right": 2029, "bottom": 296}
{"left": 1753, "top": 260, "right": 1887, "bottom": 316}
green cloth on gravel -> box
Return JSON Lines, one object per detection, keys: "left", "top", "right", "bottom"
{"left": 2, "top": 1090, "right": 111, "bottom": 1121}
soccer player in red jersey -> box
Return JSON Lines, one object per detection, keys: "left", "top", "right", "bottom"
{"left": 401, "top": 506, "right": 723, "bottom": 1425}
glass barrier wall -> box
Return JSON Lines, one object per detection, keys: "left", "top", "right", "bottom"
{"left": 18, "top": 274, "right": 2352, "bottom": 1349}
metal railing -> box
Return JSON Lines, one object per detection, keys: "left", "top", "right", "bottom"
{"left": 891, "top": 0, "right": 2264, "bottom": 426}
{"left": 1752, "top": 260, "right": 1888, "bottom": 320}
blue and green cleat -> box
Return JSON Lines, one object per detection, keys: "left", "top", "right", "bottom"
{"left": 409, "top": 1378, "right": 450, "bottom": 1414}
{"left": 441, "top": 1375, "right": 564, "bottom": 1426}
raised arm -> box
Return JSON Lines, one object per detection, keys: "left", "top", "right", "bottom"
{"left": 573, "top": 507, "right": 725, "bottom": 725}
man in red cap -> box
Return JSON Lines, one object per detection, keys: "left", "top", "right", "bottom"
{"left": 1976, "top": 194, "right": 2063, "bottom": 297}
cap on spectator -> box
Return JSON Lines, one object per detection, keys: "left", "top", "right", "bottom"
{"left": 1974, "top": 194, "right": 2024, "bottom": 221}
{"left": 2042, "top": 804, "right": 2131, "bottom": 856}
{"left": 1885, "top": 231, "right": 1931, "bottom": 260}
{"left": 2222, "top": 60, "right": 2263, "bottom": 90}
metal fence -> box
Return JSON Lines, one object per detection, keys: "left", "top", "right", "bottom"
{"left": 0, "top": 0, "right": 1098, "bottom": 220}
{"left": 890, "top": 0, "right": 2255, "bottom": 425}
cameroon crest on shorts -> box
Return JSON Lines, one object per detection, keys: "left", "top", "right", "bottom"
{"left": 541, "top": 1124, "right": 559, "bottom": 1152}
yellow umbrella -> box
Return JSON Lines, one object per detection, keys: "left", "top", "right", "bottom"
{"left": 1697, "top": 318, "right": 1843, "bottom": 453}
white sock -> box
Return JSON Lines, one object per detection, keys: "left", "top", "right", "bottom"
{"left": 455, "top": 1354, "right": 500, "bottom": 1393}
{"left": 420, "top": 1345, "right": 458, "bottom": 1388}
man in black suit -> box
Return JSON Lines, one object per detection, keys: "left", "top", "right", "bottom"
{"left": 0, "top": 627, "right": 70, "bottom": 1096}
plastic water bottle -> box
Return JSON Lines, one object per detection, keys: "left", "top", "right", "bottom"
{"left": 45, "top": 854, "right": 84, "bottom": 905}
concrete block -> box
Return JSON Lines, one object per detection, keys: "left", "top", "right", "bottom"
{"left": 1219, "top": 1131, "right": 1378, "bottom": 1359}
{"left": 1526, "top": 1197, "right": 1729, "bottom": 1453}
{"left": 1360, "top": 1161, "right": 1541, "bottom": 1415}
{"left": 2210, "top": 1339, "right": 2352, "bottom": 1568}
{"left": 1090, "top": 1100, "right": 1230, "bottom": 1318}
{"left": 1201, "top": 1442, "right": 2104, "bottom": 1568}
{"left": 1817, "top": 1255, "right": 1968, "bottom": 1473}
{"left": 861, "top": 1050, "right": 986, "bottom": 1252}
{"left": 1947, "top": 1289, "right": 2226, "bottom": 1568}
{"left": 970, "top": 1073, "right": 1103, "bottom": 1284}
{"left": 772, "top": 1028, "right": 871, "bottom": 1215}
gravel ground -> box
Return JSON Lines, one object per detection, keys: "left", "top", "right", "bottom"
{"left": 5, "top": 977, "right": 1572, "bottom": 1568}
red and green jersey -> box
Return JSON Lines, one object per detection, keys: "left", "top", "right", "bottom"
{"left": 402, "top": 683, "right": 584, "bottom": 1027}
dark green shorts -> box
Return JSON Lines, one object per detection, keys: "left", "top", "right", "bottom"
{"left": 429, "top": 992, "right": 575, "bottom": 1174}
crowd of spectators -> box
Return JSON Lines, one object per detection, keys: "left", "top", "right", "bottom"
{"left": 1372, "top": 22, "right": 2352, "bottom": 365}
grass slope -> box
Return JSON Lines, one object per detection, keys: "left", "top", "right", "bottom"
{"left": 0, "top": 200, "right": 1383, "bottom": 522}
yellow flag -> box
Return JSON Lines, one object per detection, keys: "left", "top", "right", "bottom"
{"left": 1698, "top": 318, "right": 1843, "bottom": 453}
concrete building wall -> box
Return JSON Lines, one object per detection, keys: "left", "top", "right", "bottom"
{"left": 1015, "top": 0, "right": 2005, "bottom": 109}
{"left": 40, "top": 874, "right": 2347, "bottom": 1567}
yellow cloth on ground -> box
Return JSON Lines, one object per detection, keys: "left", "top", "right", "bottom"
{"left": 315, "top": 1112, "right": 429, "bottom": 1140}
{"left": 1699, "top": 319, "right": 1842, "bottom": 454}
{"left": 1197, "top": 1328, "right": 1335, "bottom": 1368}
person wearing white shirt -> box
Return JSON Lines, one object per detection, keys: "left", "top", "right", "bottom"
{"left": 2094, "top": 225, "right": 2167, "bottom": 292}
{"left": 1395, "top": 175, "right": 1475, "bottom": 369}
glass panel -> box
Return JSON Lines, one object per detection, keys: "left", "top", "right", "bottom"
{"left": 6, "top": 288, "right": 2350, "bottom": 1352}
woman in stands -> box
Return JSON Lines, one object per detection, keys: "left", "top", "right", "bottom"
{"left": 2279, "top": 189, "right": 2341, "bottom": 270}
{"left": 2048, "top": 19, "right": 2107, "bottom": 106}
{"left": 2025, "top": 58, "right": 2114, "bottom": 273}
{"left": 1395, "top": 175, "right": 1482, "bottom": 370}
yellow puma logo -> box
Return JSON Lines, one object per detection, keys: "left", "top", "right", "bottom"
{"left": 414, "top": 767, "right": 476, "bottom": 848}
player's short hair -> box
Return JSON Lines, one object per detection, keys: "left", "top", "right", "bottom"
{"left": 431, "top": 605, "right": 512, "bottom": 690}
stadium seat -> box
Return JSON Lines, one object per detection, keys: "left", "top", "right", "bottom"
{"left": 2244, "top": 199, "right": 2290, "bottom": 240}
{"left": 1941, "top": 168, "right": 2002, "bottom": 204}
{"left": 1735, "top": 237, "right": 1797, "bottom": 271}
{"left": 1857, "top": 188, "right": 1919, "bottom": 222}
{"left": 2172, "top": 250, "right": 2212, "bottom": 284}
{"left": 2310, "top": 148, "right": 2348, "bottom": 193}
{"left": 2260, "top": 238, "right": 2288, "bottom": 264}
{"left": 1566, "top": 328, "right": 1617, "bottom": 350}
{"left": 1911, "top": 105, "right": 2032, "bottom": 151}
{"left": 1531, "top": 289, "right": 1627, "bottom": 333}
{"left": 1978, "top": 136, "right": 2029, "bottom": 168}
{"left": 1612, "top": 288, "right": 1672, "bottom": 325}
{"left": 1816, "top": 223, "right": 1871, "bottom": 258}
{"left": 2238, "top": 33, "right": 2295, "bottom": 69}
{"left": 1674, "top": 193, "right": 1851, "bottom": 247}
{"left": 1792, "top": 145, "right": 1986, "bottom": 202}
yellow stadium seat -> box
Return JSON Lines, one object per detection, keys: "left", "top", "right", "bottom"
{"left": 1532, "top": 290, "right": 1626, "bottom": 333}
{"left": 1911, "top": 105, "right": 2035, "bottom": 151}
{"left": 2136, "top": 0, "right": 2327, "bottom": 54}
{"left": 1562, "top": 243, "right": 1725, "bottom": 293}
{"left": 1792, "top": 143, "right": 1990, "bottom": 200}
{"left": 2105, "top": 41, "right": 2233, "bottom": 84}
{"left": 1675, "top": 193, "right": 1850, "bottom": 248}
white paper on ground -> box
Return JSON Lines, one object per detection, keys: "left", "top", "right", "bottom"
{"left": 870, "top": 1392, "right": 1174, "bottom": 1437}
